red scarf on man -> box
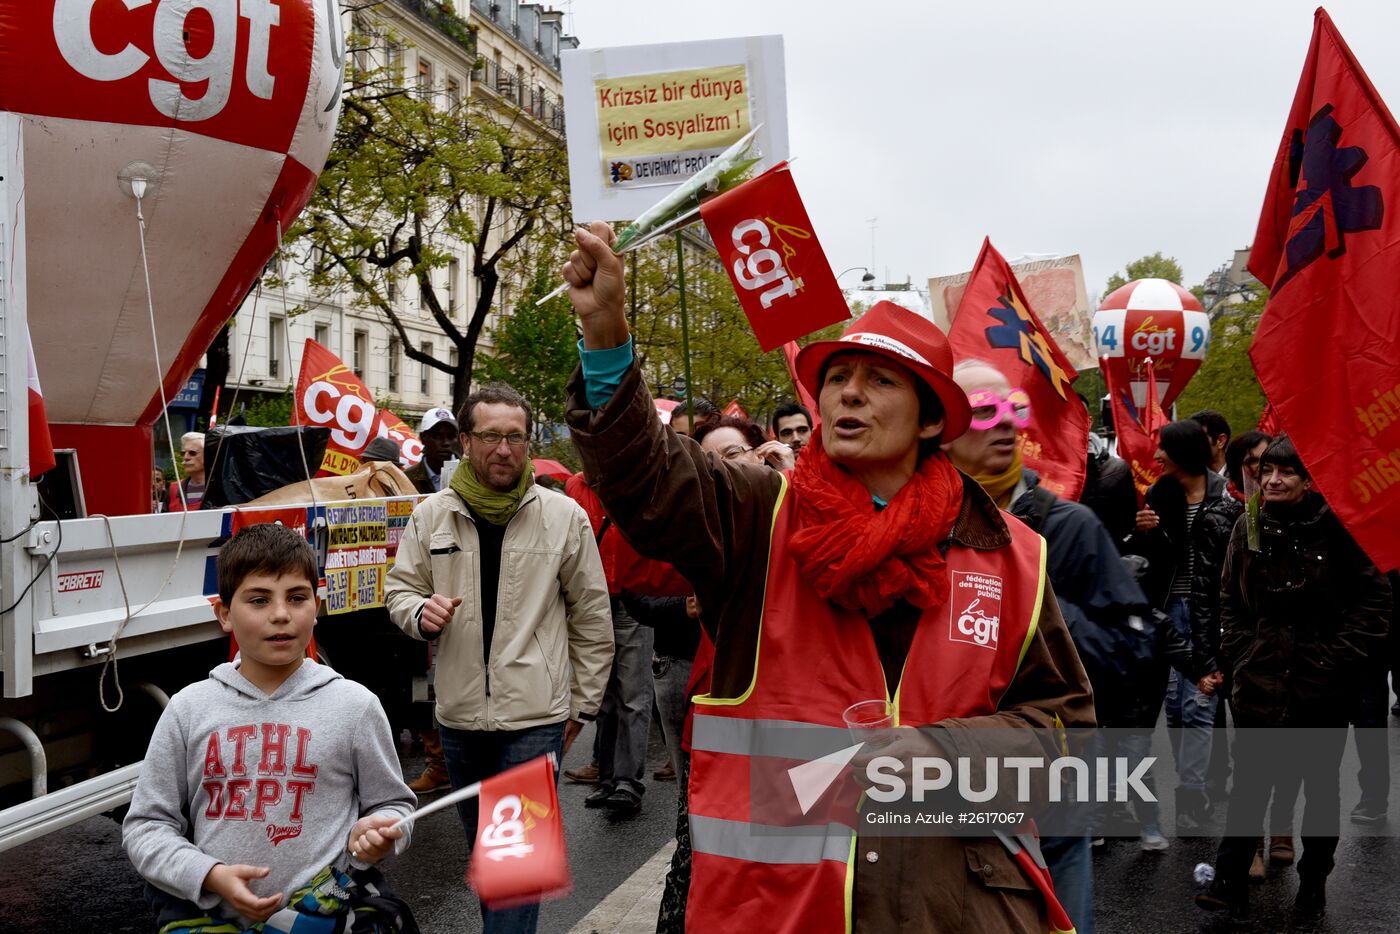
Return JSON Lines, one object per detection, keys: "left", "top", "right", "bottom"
{"left": 788, "top": 432, "right": 965, "bottom": 617}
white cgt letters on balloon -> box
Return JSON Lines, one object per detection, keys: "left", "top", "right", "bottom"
{"left": 53, "top": 0, "right": 282, "bottom": 121}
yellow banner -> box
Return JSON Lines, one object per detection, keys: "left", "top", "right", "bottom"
{"left": 595, "top": 64, "right": 750, "bottom": 188}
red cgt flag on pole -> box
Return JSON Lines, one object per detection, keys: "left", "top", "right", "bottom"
{"left": 1104, "top": 361, "right": 1163, "bottom": 506}
{"left": 1247, "top": 8, "right": 1400, "bottom": 570}
{"left": 948, "top": 238, "right": 1089, "bottom": 500}
{"left": 780, "top": 340, "right": 820, "bottom": 428}
{"left": 295, "top": 340, "right": 423, "bottom": 475}
{"left": 468, "top": 755, "right": 571, "bottom": 910}
{"left": 699, "top": 162, "right": 850, "bottom": 352}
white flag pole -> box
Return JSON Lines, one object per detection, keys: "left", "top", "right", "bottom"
{"left": 392, "top": 780, "right": 482, "bottom": 829}
{"left": 390, "top": 753, "right": 558, "bottom": 829}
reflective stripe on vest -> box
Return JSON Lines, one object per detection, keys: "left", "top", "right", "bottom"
{"left": 690, "top": 814, "right": 855, "bottom": 865}
{"left": 686, "top": 481, "right": 1062, "bottom": 934}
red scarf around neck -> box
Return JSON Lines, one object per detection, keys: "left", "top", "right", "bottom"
{"left": 787, "top": 432, "right": 966, "bottom": 617}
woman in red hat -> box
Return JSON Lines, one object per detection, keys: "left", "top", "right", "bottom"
{"left": 562, "top": 222, "right": 1094, "bottom": 934}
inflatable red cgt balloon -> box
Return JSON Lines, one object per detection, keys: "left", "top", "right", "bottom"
{"left": 0, "top": 0, "right": 344, "bottom": 513}
{"left": 1093, "top": 278, "right": 1211, "bottom": 412}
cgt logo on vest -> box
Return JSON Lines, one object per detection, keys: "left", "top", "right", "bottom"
{"left": 949, "top": 571, "right": 1002, "bottom": 649}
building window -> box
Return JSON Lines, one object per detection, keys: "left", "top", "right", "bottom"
{"left": 352, "top": 14, "right": 371, "bottom": 74}
{"left": 446, "top": 77, "right": 461, "bottom": 111}
{"left": 420, "top": 341, "right": 433, "bottom": 394}
{"left": 268, "top": 316, "right": 285, "bottom": 380}
{"left": 388, "top": 338, "right": 401, "bottom": 391}
{"left": 446, "top": 258, "right": 459, "bottom": 313}
{"left": 516, "top": 65, "right": 525, "bottom": 107}
{"left": 386, "top": 275, "right": 398, "bottom": 304}
{"left": 314, "top": 321, "right": 330, "bottom": 346}
{"left": 353, "top": 330, "right": 368, "bottom": 377}
{"left": 417, "top": 57, "right": 434, "bottom": 99}
{"left": 387, "top": 42, "right": 403, "bottom": 84}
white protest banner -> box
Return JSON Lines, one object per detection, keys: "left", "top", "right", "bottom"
{"left": 561, "top": 36, "right": 789, "bottom": 224}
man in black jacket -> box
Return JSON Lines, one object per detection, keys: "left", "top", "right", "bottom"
{"left": 1126, "top": 420, "right": 1242, "bottom": 830}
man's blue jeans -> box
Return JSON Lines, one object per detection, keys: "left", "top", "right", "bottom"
{"left": 1041, "top": 835, "right": 1094, "bottom": 934}
{"left": 1162, "top": 595, "right": 1216, "bottom": 791}
{"left": 440, "top": 721, "right": 565, "bottom": 934}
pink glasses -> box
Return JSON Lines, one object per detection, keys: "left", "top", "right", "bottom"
{"left": 966, "top": 388, "right": 1032, "bottom": 430}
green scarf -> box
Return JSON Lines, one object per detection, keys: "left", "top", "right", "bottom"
{"left": 450, "top": 458, "right": 534, "bottom": 525}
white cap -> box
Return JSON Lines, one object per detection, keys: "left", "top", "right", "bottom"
{"left": 419, "top": 407, "right": 457, "bottom": 434}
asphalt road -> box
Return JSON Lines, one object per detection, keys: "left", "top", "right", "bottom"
{"left": 0, "top": 721, "right": 678, "bottom": 934}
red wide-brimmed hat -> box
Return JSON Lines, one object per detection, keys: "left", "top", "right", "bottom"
{"left": 795, "top": 301, "right": 972, "bottom": 442}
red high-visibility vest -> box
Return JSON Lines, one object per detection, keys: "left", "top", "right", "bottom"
{"left": 686, "top": 478, "right": 1075, "bottom": 934}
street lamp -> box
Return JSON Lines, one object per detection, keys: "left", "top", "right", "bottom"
{"left": 837, "top": 266, "right": 877, "bottom": 289}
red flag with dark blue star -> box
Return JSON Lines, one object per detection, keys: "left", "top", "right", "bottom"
{"left": 948, "top": 238, "right": 1089, "bottom": 500}
{"left": 1248, "top": 8, "right": 1400, "bottom": 571}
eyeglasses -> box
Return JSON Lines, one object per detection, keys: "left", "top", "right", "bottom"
{"left": 965, "top": 388, "right": 1032, "bottom": 430}
{"left": 720, "top": 445, "right": 754, "bottom": 461}
{"left": 469, "top": 430, "right": 529, "bottom": 447}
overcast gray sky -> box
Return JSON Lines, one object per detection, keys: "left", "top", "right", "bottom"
{"left": 565, "top": 0, "right": 1400, "bottom": 298}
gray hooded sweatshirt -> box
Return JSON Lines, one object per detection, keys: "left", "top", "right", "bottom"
{"left": 123, "top": 660, "right": 415, "bottom": 925}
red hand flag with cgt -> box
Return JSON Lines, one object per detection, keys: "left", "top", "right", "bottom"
{"left": 469, "top": 755, "right": 571, "bottom": 910}
{"left": 700, "top": 162, "right": 849, "bottom": 352}
{"left": 948, "top": 238, "right": 1089, "bottom": 500}
{"left": 1247, "top": 8, "right": 1400, "bottom": 570}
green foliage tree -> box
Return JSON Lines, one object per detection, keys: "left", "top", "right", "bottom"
{"left": 287, "top": 14, "right": 570, "bottom": 412}
{"left": 237, "top": 391, "right": 295, "bottom": 428}
{"left": 478, "top": 267, "right": 579, "bottom": 433}
{"left": 1175, "top": 290, "right": 1269, "bottom": 434}
{"left": 1104, "top": 252, "right": 1186, "bottom": 293}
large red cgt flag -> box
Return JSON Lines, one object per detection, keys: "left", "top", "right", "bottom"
{"left": 1247, "top": 8, "right": 1400, "bottom": 570}
{"left": 295, "top": 340, "right": 422, "bottom": 475}
{"left": 468, "top": 755, "right": 571, "bottom": 909}
{"left": 699, "top": 162, "right": 850, "bottom": 352}
{"left": 948, "top": 238, "right": 1089, "bottom": 500}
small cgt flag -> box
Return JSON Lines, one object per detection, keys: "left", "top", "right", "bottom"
{"left": 468, "top": 755, "right": 571, "bottom": 910}
{"left": 699, "top": 162, "right": 849, "bottom": 352}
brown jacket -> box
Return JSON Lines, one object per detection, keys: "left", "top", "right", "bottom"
{"left": 566, "top": 362, "right": 1095, "bottom": 933}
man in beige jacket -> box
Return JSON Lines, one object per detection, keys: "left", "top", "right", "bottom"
{"left": 386, "top": 382, "right": 613, "bottom": 934}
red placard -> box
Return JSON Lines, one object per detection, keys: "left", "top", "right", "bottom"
{"left": 699, "top": 163, "right": 850, "bottom": 352}
{"left": 469, "top": 756, "right": 572, "bottom": 910}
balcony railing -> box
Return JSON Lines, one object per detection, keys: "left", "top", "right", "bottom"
{"left": 467, "top": 0, "right": 565, "bottom": 73}
{"left": 396, "top": 0, "right": 477, "bottom": 56}
{"left": 470, "top": 59, "right": 566, "bottom": 135}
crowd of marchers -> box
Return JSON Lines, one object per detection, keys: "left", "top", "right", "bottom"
{"left": 115, "top": 221, "right": 1396, "bottom": 934}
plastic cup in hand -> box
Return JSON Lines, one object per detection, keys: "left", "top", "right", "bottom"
{"left": 843, "top": 699, "right": 895, "bottom": 747}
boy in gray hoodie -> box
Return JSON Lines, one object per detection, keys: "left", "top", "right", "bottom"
{"left": 123, "top": 523, "right": 417, "bottom": 930}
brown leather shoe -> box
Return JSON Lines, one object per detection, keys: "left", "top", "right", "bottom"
{"left": 565, "top": 762, "right": 600, "bottom": 784}
{"left": 1249, "top": 845, "right": 1266, "bottom": 881}
{"left": 653, "top": 761, "right": 677, "bottom": 781}
{"left": 1269, "top": 836, "right": 1295, "bottom": 865}
{"left": 409, "top": 766, "right": 451, "bottom": 795}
